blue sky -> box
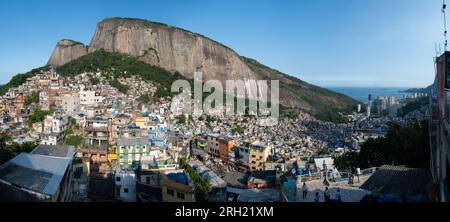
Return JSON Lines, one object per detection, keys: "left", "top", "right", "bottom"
{"left": 0, "top": 0, "right": 444, "bottom": 87}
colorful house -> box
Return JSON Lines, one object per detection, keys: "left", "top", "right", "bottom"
{"left": 117, "top": 137, "right": 152, "bottom": 168}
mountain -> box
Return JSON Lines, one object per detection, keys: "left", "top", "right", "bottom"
{"left": 401, "top": 85, "right": 433, "bottom": 94}
{"left": 47, "top": 39, "right": 87, "bottom": 66}
{"left": 3, "top": 17, "right": 359, "bottom": 122}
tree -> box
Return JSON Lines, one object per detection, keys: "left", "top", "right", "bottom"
{"left": 90, "top": 77, "right": 100, "bottom": 85}
{"left": 138, "top": 94, "right": 152, "bottom": 104}
{"left": 27, "top": 109, "right": 51, "bottom": 125}
{"left": 333, "top": 151, "right": 359, "bottom": 171}
{"left": 337, "top": 120, "right": 430, "bottom": 170}
{"left": 110, "top": 79, "right": 130, "bottom": 94}
{"left": 176, "top": 115, "right": 187, "bottom": 124}
{"left": 9, "top": 142, "right": 36, "bottom": 154}
{"left": 231, "top": 125, "right": 244, "bottom": 134}
{"left": 25, "top": 91, "right": 40, "bottom": 106}
{"left": 179, "top": 157, "right": 211, "bottom": 202}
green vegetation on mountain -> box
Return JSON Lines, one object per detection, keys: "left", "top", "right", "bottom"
{"left": 0, "top": 66, "right": 50, "bottom": 96}
{"left": 90, "top": 77, "right": 100, "bottom": 85}
{"left": 334, "top": 120, "right": 430, "bottom": 170}
{"left": 138, "top": 94, "right": 152, "bottom": 104}
{"left": 24, "top": 91, "right": 40, "bottom": 106}
{"left": 241, "top": 56, "right": 358, "bottom": 122}
{"left": 398, "top": 97, "right": 429, "bottom": 117}
{"left": 27, "top": 109, "right": 52, "bottom": 125}
{"left": 110, "top": 79, "right": 129, "bottom": 94}
{"left": 55, "top": 49, "right": 186, "bottom": 98}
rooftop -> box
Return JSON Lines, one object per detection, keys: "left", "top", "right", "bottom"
{"left": 360, "top": 165, "right": 431, "bottom": 197}
{"left": 31, "top": 145, "right": 75, "bottom": 158}
{"left": 0, "top": 145, "right": 74, "bottom": 196}
{"left": 190, "top": 160, "right": 227, "bottom": 189}
{"left": 118, "top": 137, "right": 151, "bottom": 146}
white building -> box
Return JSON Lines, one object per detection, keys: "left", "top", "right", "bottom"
{"left": 39, "top": 91, "right": 50, "bottom": 111}
{"left": 41, "top": 114, "right": 68, "bottom": 145}
{"left": 60, "top": 93, "right": 80, "bottom": 115}
{"left": 115, "top": 169, "right": 136, "bottom": 202}
{"left": 40, "top": 132, "right": 63, "bottom": 145}
{"left": 79, "top": 90, "right": 103, "bottom": 106}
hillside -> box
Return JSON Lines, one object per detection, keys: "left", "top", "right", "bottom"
{"left": 0, "top": 66, "right": 50, "bottom": 95}
{"left": 2, "top": 17, "right": 360, "bottom": 122}
{"left": 56, "top": 49, "right": 186, "bottom": 98}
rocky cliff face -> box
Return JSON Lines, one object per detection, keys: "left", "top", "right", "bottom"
{"left": 88, "top": 19, "right": 258, "bottom": 92}
{"left": 46, "top": 18, "right": 359, "bottom": 114}
{"left": 47, "top": 39, "right": 87, "bottom": 66}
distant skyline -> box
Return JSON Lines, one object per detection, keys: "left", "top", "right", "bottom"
{"left": 0, "top": 0, "right": 445, "bottom": 87}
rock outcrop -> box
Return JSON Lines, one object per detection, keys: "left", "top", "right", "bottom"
{"left": 47, "top": 39, "right": 87, "bottom": 66}
{"left": 46, "top": 18, "right": 359, "bottom": 114}
{"left": 88, "top": 18, "right": 258, "bottom": 92}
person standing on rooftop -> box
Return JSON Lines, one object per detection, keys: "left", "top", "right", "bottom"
{"left": 324, "top": 186, "right": 331, "bottom": 202}
{"left": 356, "top": 166, "right": 361, "bottom": 183}
{"left": 336, "top": 188, "right": 342, "bottom": 202}
{"left": 302, "top": 182, "right": 308, "bottom": 199}
{"left": 314, "top": 192, "right": 320, "bottom": 202}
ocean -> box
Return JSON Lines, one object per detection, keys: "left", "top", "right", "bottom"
{"left": 326, "top": 87, "right": 411, "bottom": 104}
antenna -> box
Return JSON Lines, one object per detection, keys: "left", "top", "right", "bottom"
{"left": 436, "top": 43, "right": 439, "bottom": 57}
{"left": 443, "top": 0, "right": 448, "bottom": 51}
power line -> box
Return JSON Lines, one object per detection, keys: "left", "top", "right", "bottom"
{"left": 443, "top": 0, "right": 448, "bottom": 51}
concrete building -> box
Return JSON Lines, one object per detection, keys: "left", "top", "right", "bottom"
{"left": 117, "top": 137, "right": 152, "bottom": 168}
{"left": 218, "top": 136, "right": 235, "bottom": 161}
{"left": 115, "top": 169, "right": 137, "bottom": 202}
{"left": 160, "top": 170, "right": 195, "bottom": 202}
{"left": 85, "top": 117, "right": 109, "bottom": 149}
{"left": 229, "top": 145, "right": 250, "bottom": 171}
{"left": 249, "top": 141, "right": 271, "bottom": 172}
{"left": 80, "top": 89, "right": 103, "bottom": 106}
{"left": 41, "top": 114, "right": 68, "bottom": 145}
{"left": 429, "top": 51, "right": 450, "bottom": 202}
{"left": 206, "top": 133, "right": 221, "bottom": 157}
{"left": 136, "top": 155, "right": 177, "bottom": 202}
{"left": 0, "top": 145, "right": 75, "bottom": 202}
{"left": 59, "top": 93, "right": 80, "bottom": 115}
{"left": 135, "top": 117, "right": 150, "bottom": 129}
{"left": 39, "top": 91, "right": 50, "bottom": 111}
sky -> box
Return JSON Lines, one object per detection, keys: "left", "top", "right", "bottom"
{"left": 0, "top": 0, "right": 445, "bottom": 88}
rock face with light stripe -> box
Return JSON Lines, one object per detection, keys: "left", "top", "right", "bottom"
{"left": 46, "top": 18, "right": 360, "bottom": 114}
{"left": 87, "top": 18, "right": 259, "bottom": 99}
{"left": 47, "top": 39, "right": 87, "bottom": 66}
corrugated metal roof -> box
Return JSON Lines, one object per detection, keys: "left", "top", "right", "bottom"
{"left": 360, "top": 165, "right": 431, "bottom": 197}
{"left": 0, "top": 150, "right": 73, "bottom": 196}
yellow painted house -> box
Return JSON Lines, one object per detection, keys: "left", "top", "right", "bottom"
{"left": 249, "top": 141, "right": 272, "bottom": 172}
{"left": 160, "top": 170, "right": 195, "bottom": 202}
{"left": 107, "top": 146, "right": 118, "bottom": 162}
{"left": 135, "top": 117, "right": 150, "bottom": 129}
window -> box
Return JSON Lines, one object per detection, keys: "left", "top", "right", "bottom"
{"left": 124, "top": 188, "right": 129, "bottom": 193}
{"left": 116, "top": 177, "right": 121, "bottom": 182}
{"left": 177, "top": 192, "right": 185, "bottom": 200}
{"left": 146, "top": 176, "right": 150, "bottom": 184}
{"left": 167, "top": 188, "right": 175, "bottom": 196}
